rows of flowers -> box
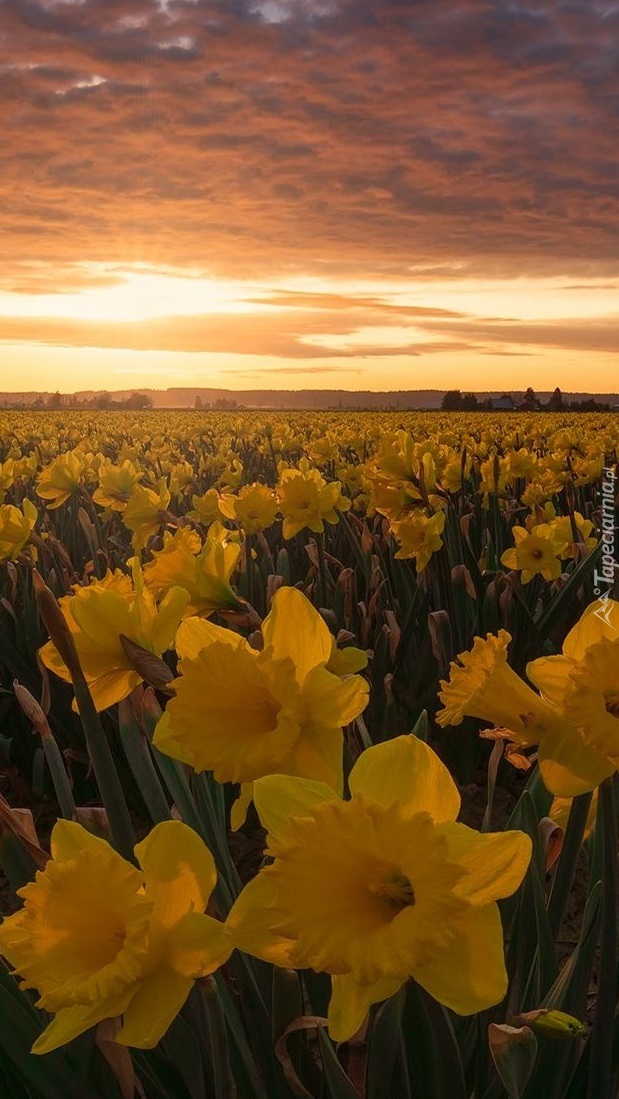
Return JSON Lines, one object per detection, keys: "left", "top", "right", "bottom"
{"left": 0, "top": 408, "right": 617, "bottom": 1099}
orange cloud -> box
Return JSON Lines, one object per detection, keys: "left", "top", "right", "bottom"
{"left": 1, "top": 0, "right": 619, "bottom": 290}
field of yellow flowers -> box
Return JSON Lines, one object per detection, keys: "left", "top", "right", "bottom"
{"left": 0, "top": 408, "right": 618, "bottom": 1099}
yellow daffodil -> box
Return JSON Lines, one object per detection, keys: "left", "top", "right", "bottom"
{"left": 506, "top": 448, "right": 536, "bottom": 481}
{"left": 218, "top": 483, "right": 279, "bottom": 534}
{"left": 218, "top": 457, "right": 244, "bottom": 490}
{"left": 39, "top": 562, "right": 189, "bottom": 711}
{"left": 168, "top": 460, "right": 194, "bottom": 498}
{"left": 549, "top": 513, "right": 597, "bottom": 558}
{"left": 153, "top": 586, "right": 369, "bottom": 820}
{"left": 478, "top": 456, "right": 509, "bottom": 499}
{"left": 122, "top": 480, "right": 171, "bottom": 551}
{"left": 390, "top": 510, "right": 446, "bottom": 571}
{"left": 227, "top": 735, "right": 531, "bottom": 1042}
{"left": 187, "top": 488, "right": 222, "bottom": 527}
{"left": 92, "top": 459, "right": 143, "bottom": 511}
{"left": 0, "top": 820, "right": 231, "bottom": 1053}
{"left": 437, "top": 630, "right": 613, "bottom": 796}
{"left": 0, "top": 458, "right": 15, "bottom": 498}
{"left": 500, "top": 524, "right": 567, "bottom": 583}
{"left": 307, "top": 434, "right": 340, "bottom": 464}
{"left": 36, "top": 451, "right": 85, "bottom": 508}
{"left": 0, "top": 498, "right": 37, "bottom": 563}
{"left": 527, "top": 599, "right": 619, "bottom": 773}
{"left": 143, "top": 524, "right": 242, "bottom": 617}
{"left": 277, "top": 460, "right": 350, "bottom": 539}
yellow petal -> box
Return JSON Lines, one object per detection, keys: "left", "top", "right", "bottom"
{"left": 348, "top": 735, "right": 460, "bottom": 823}
{"left": 526, "top": 655, "right": 576, "bottom": 706}
{"left": 226, "top": 872, "right": 293, "bottom": 968}
{"left": 262, "top": 586, "right": 333, "bottom": 680}
{"left": 278, "top": 716, "right": 344, "bottom": 794}
{"left": 32, "top": 988, "right": 137, "bottom": 1054}
{"left": 436, "top": 823, "right": 531, "bottom": 904}
{"left": 115, "top": 967, "right": 192, "bottom": 1048}
{"left": 538, "top": 729, "right": 615, "bottom": 797}
{"left": 326, "top": 644, "right": 368, "bottom": 677}
{"left": 175, "top": 615, "right": 246, "bottom": 660}
{"left": 167, "top": 911, "right": 232, "bottom": 977}
{"left": 152, "top": 709, "right": 196, "bottom": 767}
{"left": 230, "top": 783, "right": 254, "bottom": 831}
{"left": 38, "top": 639, "right": 72, "bottom": 684}
{"left": 562, "top": 599, "right": 619, "bottom": 660}
{"left": 253, "top": 774, "right": 339, "bottom": 847}
{"left": 328, "top": 974, "right": 403, "bottom": 1043}
{"left": 70, "top": 589, "right": 133, "bottom": 655}
{"left": 149, "top": 586, "right": 191, "bottom": 653}
{"left": 414, "top": 904, "right": 507, "bottom": 1014}
{"left": 302, "top": 665, "right": 369, "bottom": 732}
{"left": 50, "top": 819, "right": 133, "bottom": 869}
{"left": 136, "top": 820, "right": 217, "bottom": 928}
{"left": 87, "top": 668, "right": 142, "bottom": 712}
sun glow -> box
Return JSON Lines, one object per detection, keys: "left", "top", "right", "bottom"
{"left": 0, "top": 267, "right": 272, "bottom": 324}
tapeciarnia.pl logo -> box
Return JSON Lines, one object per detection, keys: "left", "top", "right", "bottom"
{"left": 593, "top": 465, "right": 617, "bottom": 626}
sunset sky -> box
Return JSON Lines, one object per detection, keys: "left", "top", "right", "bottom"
{"left": 1, "top": 0, "right": 619, "bottom": 394}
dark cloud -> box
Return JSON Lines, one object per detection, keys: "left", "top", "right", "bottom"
{"left": 1, "top": 0, "right": 618, "bottom": 285}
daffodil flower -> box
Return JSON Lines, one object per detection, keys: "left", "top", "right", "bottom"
{"left": 501, "top": 524, "right": 567, "bottom": 583}
{"left": 143, "top": 523, "right": 242, "bottom": 617}
{"left": 121, "top": 480, "right": 171, "bottom": 551}
{"left": 527, "top": 598, "right": 619, "bottom": 773}
{"left": 153, "top": 586, "right": 369, "bottom": 822}
{"left": 92, "top": 459, "right": 143, "bottom": 511}
{"left": 0, "top": 820, "right": 231, "bottom": 1054}
{"left": 437, "top": 629, "right": 614, "bottom": 796}
{"left": 0, "top": 498, "right": 37, "bottom": 563}
{"left": 277, "top": 461, "right": 350, "bottom": 539}
{"left": 39, "top": 561, "right": 189, "bottom": 711}
{"left": 226, "top": 735, "right": 531, "bottom": 1042}
{"left": 36, "top": 451, "right": 85, "bottom": 508}
{"left": 218, "top": 482, "right": 279, "bottom": 534}
{"left": 390, "top": 510, "right": 446, "bottom": 571}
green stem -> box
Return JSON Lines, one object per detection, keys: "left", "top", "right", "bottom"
{"left": 586, "top": 777, "right": 617, "bottom": 1099}
{"left": 73, "top": 677, "right": 137, "bottom": 862}
{"left": 547, "top": 791, "right": 592, "bottom": 937}
{"left": 316, "top": 531, "right": 328, "bottom": 607}
{"left": 244, "top": 531, "right": 254, "bottom": 607}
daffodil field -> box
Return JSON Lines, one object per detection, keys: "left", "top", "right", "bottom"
{"left": 1, "top": 408, "right": 618, "bottom": 1099}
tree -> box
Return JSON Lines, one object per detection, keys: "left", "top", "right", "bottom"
{"left": 124, "top": 392, "right": 150, "bottom": 410}
{"left": 461, "top": 392, "right": 480, "bottom": 411}
{"left": 547, "top": 387, "right": 564, "bottom": 411}
{"left": 441, "top": 390, "right": 463, "bottom": 410}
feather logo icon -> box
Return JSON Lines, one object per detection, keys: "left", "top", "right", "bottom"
{"left": 593, "top": 593, "right": 616, "bottom": 629}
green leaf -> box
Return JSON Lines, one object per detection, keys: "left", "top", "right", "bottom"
{"left": 488, "top": 1023, "right": 538, "bottom": 1099}
{"left": 585, "top": 777, "right": 617, "bottom": 1099}
{"left": 117, "top": 699, "right": 171, "bottom": 826}
{"left": 411, "top": 709, "right": 429, "bottom": 743}
{"left": 367, "top": 985, "right": 407, "bottom": 1099}
{"left": 316, "top": 1026, "right": 362, "bottom": 1099}
{"left": 0, "top": 966, "right": 110, "bottom": 1099}
{"left": 534, "top": 541, "right": 603, "bottom": 641}
{"left": 546, "top": 792, "right": 592, "bottom": 938}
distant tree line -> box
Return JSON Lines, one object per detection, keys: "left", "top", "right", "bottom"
{"left": 28, "top": 391, "right": 154, "bottom": 411}
{"left": 441, "top": 387, "right": 612, "bottom": 412}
